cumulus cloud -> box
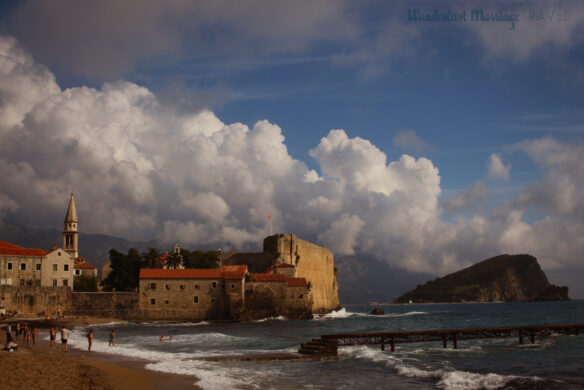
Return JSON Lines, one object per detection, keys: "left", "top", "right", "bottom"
{"left": 393, "top": 130, "right": 430, "bottom": 153}
{"left": 440, "top": 181, "right": 487, "bottom": 216}
{"left": 487, "top": 153, "right": 511, "bottom": 181}
{"left": 1, "top": 36, "right": 583, "bottom": 278}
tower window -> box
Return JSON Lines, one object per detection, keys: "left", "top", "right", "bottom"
{"left": 194, "top": 296, "right": 199, "bottom": 303}
{"left": 7, "top": 263, "right": 12, "bottom": 270}
{"left": 36, "top": 264, "right": 41, "bottom": 271}
{"left": 150, "top": 298, "right": 156, "bottom": 305}
{"left": 212, "top": 282, "right": 217, "bottom": 288}
{"left": 64, "top": 264, "right": 69, "bottom": 271}
{"left": 20, "top": 263, "right": 26, "bottom": 271}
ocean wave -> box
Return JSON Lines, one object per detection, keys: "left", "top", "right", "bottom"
{"left": 253, "top": 315, "right": 287, "bottom": 322}
{"left": 314, "top": 307, "right": 353, "bottom": 320}
{"left": 140, "top": 321, "right": 211, "bottom": 327}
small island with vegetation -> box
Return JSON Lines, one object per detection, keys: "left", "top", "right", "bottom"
{"left": 396, "top": 254, "right": 570, "bottom": 303}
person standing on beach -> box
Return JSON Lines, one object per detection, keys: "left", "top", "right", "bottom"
{"left": 49, "top": 327, "right": 56, "bottom": 350}
{"left": 87, "top": 329, "right": 93, "bottom": 351}
{"left": 32, "top": 327, "right": 38, "bottom": 345}
{"left": 60, "top": 326, "right": 69, "bottom": 352}
{"left": 108, "top": 330, "right": 115, "bottom": 346}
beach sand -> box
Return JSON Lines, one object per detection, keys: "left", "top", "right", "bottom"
{"left": 0, "top": 319, "right": 201, "bottom": 390}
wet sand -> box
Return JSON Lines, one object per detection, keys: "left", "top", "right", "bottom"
{"left": 0, "top": 318, "right": 201, "bottom": 390}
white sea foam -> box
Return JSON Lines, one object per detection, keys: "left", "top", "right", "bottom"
{"left": 314, "top": 307, "right": 353, "bottom": 320}
{"left": 141, "top": 321, "right": 211, "bottom": 327}
{"left": 437, "top": 371, "right": 517, "bottom": 390}
{"left": 254, "top": 315, "right": 287, "bottom": 322}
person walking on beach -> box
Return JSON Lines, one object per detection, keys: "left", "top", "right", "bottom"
{"left": 32, "top": 327, "right": 38, "bottom": 345}
{"left": 108, "top": 330, "right": 115, "bottom": 347}
{"left": 60, "top": 326, "right": 69, "bottom": 352}
{"left": 87, "top": 329, "right": 93, "bottom": 351}
{"left": 49, "top": 327, "right": 56, "bottom": 350}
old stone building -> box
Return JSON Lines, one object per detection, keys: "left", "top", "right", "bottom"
{"left": 223, "top": 234, "right": 340, "bottom": 313}
{"left": 0, "top": 241, "right": 75, "bottom": 287}
{"left": 138, "top": 264, "right": 314, "bottom": 321}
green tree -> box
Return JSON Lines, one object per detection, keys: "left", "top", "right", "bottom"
{"left": 141, "top": 247, "right": 162, "bottom": 268}
{"left": 101, "top": 248, "right": 142, "bottom": 291}
{"left": 165, "top": 250, "right": 183, "bottom": 269}
{"left": 74, "top": 274, "right": 98, "bottom": 292}
{"left": 183, "top": 249, "right": 218, "bottom": 269}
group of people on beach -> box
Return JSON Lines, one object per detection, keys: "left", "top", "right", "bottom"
{"left": 3, "top": 323, "right": 116, "bottom": 353}
{"left": 3, "top": 321, "right": 39, "bottom": 351}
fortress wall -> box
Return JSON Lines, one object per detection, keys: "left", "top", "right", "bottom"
{"left": 264, "top": 234, "right": 340, "bottom": 313}
{"left": 0, "top": 285, "right": 72, "bottom": 315}
{"left": 243, "top": 281, "right": 312, "bottom": 320}
{"left": 70, "top": 292, "right": 140, "bottom": 319}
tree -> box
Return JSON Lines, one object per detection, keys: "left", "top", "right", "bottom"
{"left": 183, "top": 249, "right": 218, "bottom": 269}
{"left": 165, "top": 250, "right": 183, "bottom": 269}
{"left": 142, "top": 247, "right": 162, "bottom": 268}
{"left": 101, "top": 248, "right": 142, "bottom": 291}
{"left": 74, "top": 274, "right": 98, "bottom": 292}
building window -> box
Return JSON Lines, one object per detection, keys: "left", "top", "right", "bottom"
{"left": 150, "top": 298, "right": 156, "bottom": 305}
{"left": 20, "top": 279, "right": 25, "bottom": 286}
{"left": 63, "top": 279, "right": 69, "bottom": 287}
{"left": 36, "top": 264, "right": 41, "bottom": 271}
{"left": 165, "top": 284, "right": 170, "bottom": 290}
{"left": 194, "top": 284, "right": 199, "bottom": 289}
{"left": 150, "top": 283, "right": 156, "bottom": 290}
{"left": 165, "top": 300, "right": 169, "bottom": 305}
{"left": 211, "top": 298, "right": 215, "bottom": 303}
{"left": 21, "top": 263, "right": 26, "bottom": 271}
{"left": 52, "top": 279, "right": 57, "bottom": 286}
{"left": 180, "top": 285, "right": 185, "bottom": 290}
{"left": 194, "top": 296, "right": 198, "bottom": 303}
{"left": 7, "top": 263, "right": 12, "bottom": 270}
{"left": 58, "top": 252, "right": 61, "bottom": 256}
{"left": 231, "top": 284, "right": 235, "bottom": 289}
{"left": 299, "top": 294, "right": 303, "bottom": 299}
{"left": 53, "top": 264, "right": 58, "bottom": 271}
{"left": 75, "top": 270, "right": 80, "bottom": 275}
{"left": 64, "top": 264, "right": 69, "bottom": 271}
{"left": 212, "top": 281, "right": 217, "bottom": 288}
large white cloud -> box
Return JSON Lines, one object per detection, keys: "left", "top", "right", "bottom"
{"left": 1, "top": 36, "right": 583, "bottom": 278}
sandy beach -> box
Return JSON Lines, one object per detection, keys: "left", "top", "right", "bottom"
{"left": 0, "top": 318, "right": 201, "bottom": 390}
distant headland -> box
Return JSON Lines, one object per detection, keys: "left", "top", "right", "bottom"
{"left": 396, "top": 254, "right": 570, "bottom": 303}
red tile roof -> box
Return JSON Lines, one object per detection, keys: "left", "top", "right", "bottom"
{"left": 139, "top": 265, "right": 248, "bottom": 280}
{"left": 74, "top": 262, "right": 96, "bottom": 270}
{"left": 0, "top": 240, "right": 48, "bottom": 257}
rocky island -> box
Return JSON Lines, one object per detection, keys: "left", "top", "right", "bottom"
{"left": 396, "top": 254, "right": 570, "bottom": 303}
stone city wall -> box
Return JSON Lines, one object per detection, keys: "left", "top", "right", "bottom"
{"left": 69, "top": 292, "right": 140, "bottom": 319}
{"left": 0, "top": 285, "right": 72, "bottom": 315}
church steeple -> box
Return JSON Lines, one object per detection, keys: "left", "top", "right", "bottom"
{"left": 63, "top": 193, "right": 79, "bottom": 258}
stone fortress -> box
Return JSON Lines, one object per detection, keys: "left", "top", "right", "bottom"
{"left": 1, "top": 194, "right": 340, "bottom": 321}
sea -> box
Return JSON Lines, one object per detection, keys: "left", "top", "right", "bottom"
{"left": 64, "top": 300, "right": 584, "bottom": 390}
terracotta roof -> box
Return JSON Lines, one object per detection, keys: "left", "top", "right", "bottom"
{"left": 0, "top": 240, "right": 47, "bottom": 257}
{"left": 75, "top": 262, "right": 96, "bottom": 270}
{"left": 221, "top": 265, "right": 248, "bottom": 280}
{"left": 0, "top": 240, "right": 24, "bottom": 249}
{"left": 276, "top": 263, "right": 295, "bottom": 268}
{"left": 287, "top": 277, "right": 308, "bottom": 287}
{"left": 140, "top": 265, "right": 248, "bottom": 280}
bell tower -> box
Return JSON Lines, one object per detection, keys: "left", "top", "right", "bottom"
{"left": 63, "top": 192, "right": 79, "bottom": 258}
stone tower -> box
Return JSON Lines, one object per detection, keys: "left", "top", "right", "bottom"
{"left": 63, "top": 192, "right": 79, "bottom": 258}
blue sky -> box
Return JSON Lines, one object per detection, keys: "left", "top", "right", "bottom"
{"left": 0, "top": 1, "right": 583, "bottom": 295}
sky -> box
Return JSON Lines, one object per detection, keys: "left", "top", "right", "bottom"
{"left": 0, "top": 1, "right": 583, "bottom": 295}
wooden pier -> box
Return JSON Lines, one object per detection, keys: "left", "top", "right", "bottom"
{"left": 298, "top": 323, "right": 584, "bottom": 356}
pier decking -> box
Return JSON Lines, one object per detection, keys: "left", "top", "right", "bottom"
{"left": 299, "top": 323, "right": 584, "bottom": 356}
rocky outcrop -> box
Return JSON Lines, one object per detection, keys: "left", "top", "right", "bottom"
{"left": 396, "top": 254, "right": 570, "bottom": 303}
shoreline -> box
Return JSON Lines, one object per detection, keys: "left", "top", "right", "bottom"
{"left": 0, "top": 316, "right": 202, "bottom": 390}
